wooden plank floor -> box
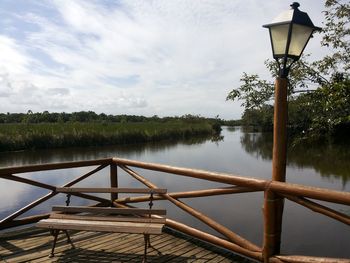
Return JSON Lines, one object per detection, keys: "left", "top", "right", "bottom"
{"left": 0, "top": 227, "right": 252, "bottom": 263}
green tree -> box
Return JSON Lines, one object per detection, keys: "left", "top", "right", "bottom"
{"left": 241, "top": 105, "right": 274, "bottom": 130}
{"left": 226, "top": 0, "right": 350, "bottom": 140}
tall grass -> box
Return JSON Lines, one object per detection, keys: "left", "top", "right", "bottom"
{"left": 0, "top": 121, "right": 217, "bottom": 152}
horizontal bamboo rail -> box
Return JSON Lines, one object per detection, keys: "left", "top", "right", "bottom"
{"left": 113, "top": 158, "right": 350, "bottom": 205}
{"left": 274, "top": 255, "right": 350, "bottom": 263}
{"left": 0, "top": 157, "right": 349, "bottom": 262}
{"left": 0, "top": 158, "right": 113, "bottom": 175}
{"left": 114, "top": 157, "right": 268, "bottom": 189}
{"left": 116, "top": 186, "right": 257, "bottom": 203}
{"left": 57, "top": 187, "right": 167, "bottom": 194}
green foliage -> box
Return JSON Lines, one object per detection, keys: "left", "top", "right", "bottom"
{"left": 321, "top": 0, "right": 350, "bottom": 73}
{"left": 226, "top": 1, "right": 350, "bottom": 141}
{"left": 226, "top": 72, "right": 274, "bottom": 110}
{"left": 241, "top": 105, "right": 273, "bottom": 130}
{"left": 0, "top": 120, "right": 217, "bottom": 152}
{"left": 306, "top": 77, "right": 350, "bottom": 137}
{"left": 287, "top": 94, "right": 314, "bottom": 133}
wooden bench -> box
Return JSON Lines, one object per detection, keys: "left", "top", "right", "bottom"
{"left": 36, "top": 187, "right": 167, "bottom": 262}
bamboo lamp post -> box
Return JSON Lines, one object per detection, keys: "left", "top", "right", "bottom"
{"left": 262, "top": 2, "right": 321, "bottom": 261}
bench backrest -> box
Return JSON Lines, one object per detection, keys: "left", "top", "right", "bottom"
{"left": 56, "top": 187, "right": 167, "bottom": 194}
{"left": 52, "top": 206, "right": 166, "bottom": 216}
{"left": 53, "top": 187, "right": 167, "bottom": 222}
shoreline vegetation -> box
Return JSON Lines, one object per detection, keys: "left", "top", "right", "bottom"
{"left": 0, "top": 111, "right": 224, "bottom": 152}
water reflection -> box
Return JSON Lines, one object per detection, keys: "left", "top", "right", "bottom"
{"left": 240, "top": 131, "right": 350, "bottom": 186}
{"left": 240, "top": 132, "right": 273, "bottom": 160}
{"left": 0, "top": 136, "right": 210, "bottom": 168}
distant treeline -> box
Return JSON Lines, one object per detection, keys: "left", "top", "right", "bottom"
{"left": 220, "top": 119, "right": 242, "bottom": 126}
{"left": 0, "top": 111, "right": 181, "bottom": 123}
{"left": 0, "top": 111, "right": 240, "bottom": 127}
{"left": 0, "top": 111, "right": 224, "bottom": 152}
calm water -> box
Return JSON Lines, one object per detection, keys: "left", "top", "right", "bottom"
{"left": 0, "top": 127, "right": 349, "bottom": 258}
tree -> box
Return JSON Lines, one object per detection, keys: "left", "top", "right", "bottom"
{"left": 226, "top": 0, "right": 350, "bottom": 140}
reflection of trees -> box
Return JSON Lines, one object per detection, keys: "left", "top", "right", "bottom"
{"left": 226, "top": 126, "right": 240, "bottom": 132}
{"left": 240, "top": 132, "right": 273, "bottom": 160}
{"left": 288, "top": 143, "right": 350, "bottom": 186}
{"left": 0, "top": 136, "right": 211, "bottom": 168}
{"left": 240, "top": 132, "right": 350, "bottom": 185}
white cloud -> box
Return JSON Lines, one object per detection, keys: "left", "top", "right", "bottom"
{"left": 0, "top": 73, "right": 14, "bottom": 97}
{"left": 0, "top": 0, "right": 325, "bottom": 118}
{"left": 0, "top": 35, "right": 31, "bottom": 74}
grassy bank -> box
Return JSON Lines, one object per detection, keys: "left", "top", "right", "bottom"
{"left": 0, "top": 121, "right": 217, "bottom": 152}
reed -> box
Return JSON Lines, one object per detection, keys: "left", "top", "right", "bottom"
{"left": 0, "top": 121, "right": 216, "bottom": 152}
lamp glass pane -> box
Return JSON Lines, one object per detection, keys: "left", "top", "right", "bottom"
{"left": 270, "top": 24, "right": 289, "bottom": 56}
{"left": 288, "top": 24, "right": 313, "bottom": 57}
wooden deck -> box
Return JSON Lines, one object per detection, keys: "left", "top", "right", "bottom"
{"left": 0, "top": 227, "right": 251, "bottom": 263}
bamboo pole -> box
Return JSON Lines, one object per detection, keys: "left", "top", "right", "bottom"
{"left": 264, "top": 77, "right": 288, "bottom": 262}
{"left": 110, "top": 163, "right": 118, "bottom": 203}
{"left": 115, "top": 186, "right": 258, "bottom": 203}
{"left": 57, "top": 187, "right": 167, "bottom": 194}
{"left": 268, "top": 258, "right": 285, "bottom": 263}
{"left": 119, "top": 164, "right": 261, "bottom": 252}
{"left": 263, "top": 189, "right": 280, "bottom": 262}
{"left": 166, "top": 218, "right": 263, "bottom": 261}
{"left": 114, "top": 157, "right": 267, "bottom": 189}
{"left": 0, "top": 192, "right": 55, "bottom": 224}
{"left": 63, "top": 164, "right": 109, "bottom": 187}
{"left": 270, "top": 181, "right": 350, "bottom": 206}
{"left": 274, "top": 255, "right": 350, "bottom": 263}
{"left": 282, "top": 194, "right": 350, "bottom": 225}
{"left": 113, "top": 158, "right": 350, "bottom": 205}
{"left": 271, "top": 78, "right": 288, "bottom": 183}
{"left": 0, "top": 158, "right": 113, "bottom": 175}
{"left": 0, "top": 213, "right": 50, "bottom": 230}
{"left": 0, "top": 174, "right": 56, "bottom": 191}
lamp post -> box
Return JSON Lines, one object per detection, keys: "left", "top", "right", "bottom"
{"left": 262, "top": 3, "right": 320, "bottom": 261}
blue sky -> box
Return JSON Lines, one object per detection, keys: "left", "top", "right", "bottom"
{"left": 0, "top": 1, "right": 325, "bottom": 119}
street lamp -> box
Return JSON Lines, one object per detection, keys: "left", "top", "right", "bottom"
{"left": 263, "top": 2, "right": 321, "bottom": 78}
{"left": 262, "top": 3, "right": 320, "bottom": 262}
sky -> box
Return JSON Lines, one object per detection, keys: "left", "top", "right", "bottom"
{"left": 0, "top": 0, "right": 325, "bottom": 119}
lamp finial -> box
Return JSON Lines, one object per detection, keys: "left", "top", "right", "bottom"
{"left": 290, "top": 2, "right": 300, "bottom": 9}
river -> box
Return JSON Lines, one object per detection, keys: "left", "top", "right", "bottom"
{"left": 0, "top": 127, "right": 349, "bottom": 258}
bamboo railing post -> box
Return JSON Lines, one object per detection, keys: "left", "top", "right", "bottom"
{"left": 110, "top": 163, "right": 118, "bottom": 203}
{"left": 264, "top": 77, "right": 288, "bottom": 262}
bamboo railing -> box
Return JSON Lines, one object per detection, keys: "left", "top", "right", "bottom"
{"left": 0, "top": 157, "right": 349, "bottom": 263}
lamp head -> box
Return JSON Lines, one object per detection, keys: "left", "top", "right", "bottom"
{"left": 263, "top": 2, "right": 321, "bottom": 77}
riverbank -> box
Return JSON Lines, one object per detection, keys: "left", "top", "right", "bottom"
{"left": 0, "top": 120, "right": 218, "bottom": 152}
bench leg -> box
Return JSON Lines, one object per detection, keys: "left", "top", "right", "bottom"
{"left": 143, "top": 234, "right": 150, "bottom": 263}
{"left": 64, "top": 230, "right": 75, "bottom": 248}
{"left": 146, "top": 234, "right": 151, "bottom": 248}
{"left": 49, "top": 229, "right": 59, "bottom": 258}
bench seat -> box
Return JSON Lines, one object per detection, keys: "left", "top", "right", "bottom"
{"left": 37, "top": 218, "right": 164, "bottom": 234}
{"left": 36, "top": 187, "right": 167, "bottom": 262}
